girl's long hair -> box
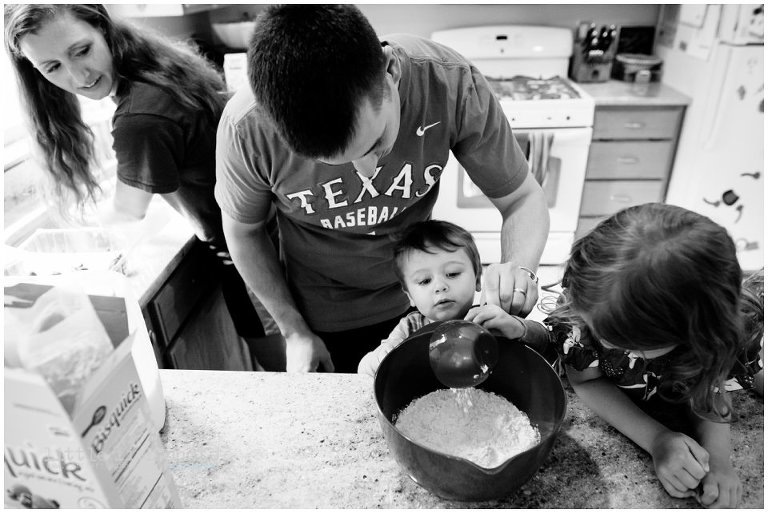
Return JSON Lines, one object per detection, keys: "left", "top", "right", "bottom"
{"left": 551, "top": 203, "right": 744, "bottom": 421}
{"left": 4, "top": 4, "right": 225, "bottom": 213}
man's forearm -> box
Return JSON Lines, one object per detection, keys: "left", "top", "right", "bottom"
{"left": 228, "top": 228, "right": 310, "bottom": 337}
{"left": 499, "top": 182, "right": 549, "bottom": 269}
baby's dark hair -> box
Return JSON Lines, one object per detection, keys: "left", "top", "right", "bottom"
{"left": 392, "top": 220, "right": 482, "bottom": 287}
{"left": 556, "top": 203, "right": 743, "bottom": 420}
{"left": 247, "top": 4, "right": 387, "bottom": 158}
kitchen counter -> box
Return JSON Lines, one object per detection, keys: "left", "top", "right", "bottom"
{"left": 159, "top": 370, "right": 763, "bottom": 508}
{"left": 579, "top": 79, "right": 690, "bottom": 107}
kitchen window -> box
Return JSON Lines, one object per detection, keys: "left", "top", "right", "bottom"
{"left": 3, "top": 48, "right": 117, "bottom": 245}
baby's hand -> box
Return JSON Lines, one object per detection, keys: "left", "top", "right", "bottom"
{"left": 696, "top": 459, "right": 742, "bottom": 508}
{"left": 650, "top": 431, "right": 710, "bottom": 499}
{"left": 357, "top": 314, "right": 419, "bottom": 377}
{"left": 357, "top": 342, "right": 395, "bottom": 378}
{"left": 465, "top": 305, "right": 525, "bottom": 340}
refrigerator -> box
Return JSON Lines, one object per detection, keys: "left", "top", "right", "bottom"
{"left": 657, "top": 4, "right": 764, "bottom": 272}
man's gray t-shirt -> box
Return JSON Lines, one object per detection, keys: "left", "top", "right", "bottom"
{"left": 215, "top": 34, "right": 528, "bottom": 332}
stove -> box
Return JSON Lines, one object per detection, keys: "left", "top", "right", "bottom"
{"left": 433, "top": 25, "right": 595, "bottom": 129}
{"left": 488, "top": 76, "right": 582, "bottom": 100}
{"left": 430, "top": 26, "right": 595, "bottom": 266}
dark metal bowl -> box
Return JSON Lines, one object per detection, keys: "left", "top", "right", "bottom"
{"left": 374, "top": 321, "right": 567, "bottom": 501}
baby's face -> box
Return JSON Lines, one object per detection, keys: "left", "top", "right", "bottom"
{"left": 401, "top": 246, "right": 479, "bottom": 322}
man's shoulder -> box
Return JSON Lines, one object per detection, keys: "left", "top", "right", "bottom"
{"left": 221, "top": 86, "right": 260, "bottom": 126}
{"left": 384, "top": 33, "right": 470, "bottom": 67}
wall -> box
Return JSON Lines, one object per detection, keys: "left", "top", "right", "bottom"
{"left": 194, "top": 4, "right": 659, "bottom": 44}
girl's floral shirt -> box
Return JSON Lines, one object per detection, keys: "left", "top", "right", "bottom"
{"left": 546, "top": 319, "right": 763, "bottom": 402}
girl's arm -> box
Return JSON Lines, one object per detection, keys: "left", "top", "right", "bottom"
{"left": 567, "top": 365, "right": 709, "bottom": 499}
{"left": 691, "top": 416, "right": 742, "bottom": 508}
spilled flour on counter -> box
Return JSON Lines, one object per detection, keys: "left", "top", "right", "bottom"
{"left": 395, "top": 388, "right": 539, "bottom": 468}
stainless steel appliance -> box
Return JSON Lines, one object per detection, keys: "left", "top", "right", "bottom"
{"left": 431, "top": 26, "right": 595, "bottom": 265}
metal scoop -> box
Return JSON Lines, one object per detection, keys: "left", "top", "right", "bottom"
{"left": 428, "top": 320, "right": 499, "bottom": 388}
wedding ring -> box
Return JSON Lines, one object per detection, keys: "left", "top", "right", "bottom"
{"left": 519, "top": 266, "right": 539, "bottom": 284}
{"left": 513, "top": 287, "right": 527, "bottom": 295}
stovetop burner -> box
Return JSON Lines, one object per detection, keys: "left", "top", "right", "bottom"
{"left": 487, "top": 76, "right": 581, "bottom": 101}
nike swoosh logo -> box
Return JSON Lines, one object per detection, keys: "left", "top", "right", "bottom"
{"left": 416, "top": 121, "right": 441, "bottom": 137}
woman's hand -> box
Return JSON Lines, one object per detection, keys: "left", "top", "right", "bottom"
{"left": 696, "top": 459, "right": 742, "bottom": 508}
{"left": 650, "top": 431, "right": 710, "bottom": 499}
{"left": 285, "top": 330, "right": 334, "bottom": 373}
{"left": 464, "top": 305, "right": 525, "bottom": 340}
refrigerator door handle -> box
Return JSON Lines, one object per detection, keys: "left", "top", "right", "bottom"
{"left": 701, "top": 44, "right": 732, "bottom": 149}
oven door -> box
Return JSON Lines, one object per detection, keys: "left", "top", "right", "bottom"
{"left": 432, "top": 127, "right": 592, "bottom": 265}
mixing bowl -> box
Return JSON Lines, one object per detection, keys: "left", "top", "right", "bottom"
{"left": 374, "top": 321, "right": 567, "bottom": 501}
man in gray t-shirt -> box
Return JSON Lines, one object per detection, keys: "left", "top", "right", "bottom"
{"left": 215, "top": 5, "right": 549, "bottom": 373}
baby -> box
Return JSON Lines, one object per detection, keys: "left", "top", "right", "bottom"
{"left": 358, "top": 220, "right": 547, "bottom": 376}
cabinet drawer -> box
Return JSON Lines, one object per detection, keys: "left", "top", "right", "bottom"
{"left": 151, "top": 242, "right": 216, "bottom": 344}
{"left": 593, "top": 108, "right": 682, "bottom": 140}
{"left": 580, "top": 181, "right": 665, "bottom": 217}
{"left": 587, "top": 141, "right": 674, "bottom": 179}
{"left": 576, "top": 216, "right": 606, "bottom": 239}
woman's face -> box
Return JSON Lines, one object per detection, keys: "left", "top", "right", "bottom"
{"left": 18, "top": 10, "right": 115, "bottom": 100}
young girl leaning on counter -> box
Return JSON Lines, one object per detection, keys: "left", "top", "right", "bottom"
{"left": 544, "top": 203, "right": 763, "bottom": 508}
{"left": 361, "top": 204, "right": 763, "bottom": 509}
{"left": 4, "top": 4, "right": 273, "bottom": 341}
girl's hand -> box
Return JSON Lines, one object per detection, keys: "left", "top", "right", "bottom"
{"left": 650, "top": 431, "right": 710, "bottom": 499}
{"left": 696, "top": 458, "right": 742, "bottom": 508}
{"left": 465, "top": 305, "right": 525, "bottom": 340}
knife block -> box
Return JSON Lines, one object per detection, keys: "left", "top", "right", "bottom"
{"left": 570, "top": 50, "right": 613, "bottom": 82}
{"left": 569, "top": 26, "right": 619, "bottom": 83}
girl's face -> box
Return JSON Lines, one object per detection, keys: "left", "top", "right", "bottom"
{"left": 579, "top": 312, "right": 677, "bottom": 359}
{"left": 19, "top": 10, "right": 116, "bottom": 101}
{"left": 401, "top": 245, "right": 480, "bottom": 322}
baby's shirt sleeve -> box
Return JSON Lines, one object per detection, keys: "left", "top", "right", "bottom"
{"left": 545, "top": 318, "right": 600, "bottom": 372}
{"left": 383, "top": 311, "right": 426, "bottom": 347}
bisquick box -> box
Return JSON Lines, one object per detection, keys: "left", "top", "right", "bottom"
{"left": 4, "top": 332, "right": 181, "bottom": 508}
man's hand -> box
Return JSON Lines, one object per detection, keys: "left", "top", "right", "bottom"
{"left": 650, "top": 431, "right": 710, "bottom": 499}
{"left": 284, "top": 331, "right": 335, "bottom": 373}
{"left": 480, "top": 262, "right": 538, "bottom": 316}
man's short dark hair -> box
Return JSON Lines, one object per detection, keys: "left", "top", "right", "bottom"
{"left": 248, "top": 4, "right": 387, "bottom": 158}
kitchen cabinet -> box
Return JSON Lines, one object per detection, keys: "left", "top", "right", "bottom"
{"left": 142, "top": 239, "right": 252, "bottom": 371}
{"left": 107, "top": 4, "right": 219, "bottom": 18}
{"left": 576, "top": 104, "right": 685, "bottom": 238}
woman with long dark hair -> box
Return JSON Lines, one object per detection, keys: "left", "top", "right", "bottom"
{"left": 5, "top": 4, "right": 271, "bottom": 347}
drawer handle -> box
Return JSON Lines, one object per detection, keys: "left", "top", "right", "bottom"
{"left": 610, "top": 194, "right": 633, "bottom": 203}
{"left": 624, "top": 122, "right": 645, "bottom": 129}
{"left": 617, "top": 156, "right": 640, "bottom": 165}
